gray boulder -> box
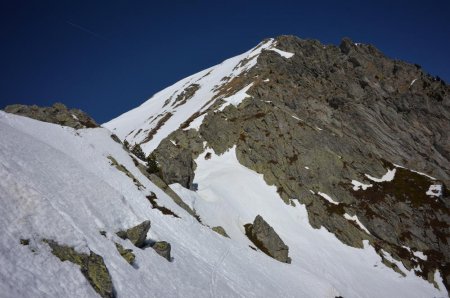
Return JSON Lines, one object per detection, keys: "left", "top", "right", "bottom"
{"left": 245, "top": 215, "right": 291, "bottom": 263}
{"left": 116, "top": 220, "right": 150, "bottom": 248}
{"left": 151, "top": 241, "right": 171, "bottom": 261}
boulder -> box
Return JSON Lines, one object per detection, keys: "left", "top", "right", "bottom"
{"left": 245, "top": 215, "right": 291, "bottom": 263}
{"left": 116, "top": 220, "right": 150, "bottom": 248}
{"left": 151, "top": 241, "right": 171, "bottom": 261}
{"left": 212, "top": 226, "right": 230, "bottom": 238}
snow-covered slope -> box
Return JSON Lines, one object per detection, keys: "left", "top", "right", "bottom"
{"left": 0, "top": 111, "right": 446, "bottom": 297}
{"left": 103, "top": 38, "right": 292, "bottom": 154}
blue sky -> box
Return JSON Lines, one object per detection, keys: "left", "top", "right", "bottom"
{"left": 1, "top": 0, "right": 449, "bottom": 123}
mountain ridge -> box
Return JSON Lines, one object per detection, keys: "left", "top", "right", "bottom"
{"left": 1, "top": 34, "right": 449, "bottom": 297}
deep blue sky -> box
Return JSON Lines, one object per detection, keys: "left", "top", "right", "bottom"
{"left": 1, "top": 0, "right": 449, "bottom": 123}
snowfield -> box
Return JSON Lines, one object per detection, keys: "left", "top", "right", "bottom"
{"left": 1, "top": 112, "right": 446, "bottom": 297}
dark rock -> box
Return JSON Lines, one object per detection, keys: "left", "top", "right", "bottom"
{"left": 116, "top": 220, "right": 151, "bottom": 248}
{"left": 110, "top": 134, "right": 122, "bottom": 144}
{"left": 20, "top": 239, "right": 30, "bottom": 245}
{"left": 151, "top": 241, "right": 171, "bottom": 261}
{"left": 4, "top": 103, "right": 98, "bottom": 129}
{"left": 44, "top": 239, "right": 115, "bottom": 298}
{"left": 245, "top": 215, "right": 291, "bottom": 263}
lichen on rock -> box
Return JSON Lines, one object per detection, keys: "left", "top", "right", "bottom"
{"left": 43, "top": 239, "right": 115, "bottom": 298}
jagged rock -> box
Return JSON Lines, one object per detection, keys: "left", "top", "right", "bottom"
{"left": 245, "top": 215, "right": 291, "bottom": 263}
{"left": 4, "top": 103, "right": 98, "bottom": 129}
{"left": 115, "top": 243, "right": 135, "bottom": 264}
{"left": 44, "top": 239, "right": 115, "bottom": 298}
{"left": 116, "top": 220, "right": 151, "bottom": 248}
{"left": 151, "top": 241, "right": 171, "bottom": 261}
{"left": 212, "top": 226, "right": 229, "bottom": 238}
{"left": 153, "top": 128, "right": 205, "bottom": 188}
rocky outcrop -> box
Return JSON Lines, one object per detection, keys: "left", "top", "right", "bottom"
{"left": 116, "top": 220, "right": 151, "bottom": 248}
{"left": 4, "top": 103, "right": 98, "bottom": 129}
{"left": 212, "top": 226, "right": 230, "bottom": 238}
{"left": 151, "top": 241, "right": 171, "bottom": 261}
{"left": 115, "top": 243, "right": 135, "bottom": 265}
{"left": 44, "top": 239, "right": 115, "bottom": 298}
{"left": 151, "top": 35, "right": 449, "bottom": 289}
{"left": 244, "top": 215, "right": 291, "bottom": 263}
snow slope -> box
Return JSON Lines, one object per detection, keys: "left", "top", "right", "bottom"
{"left": 6, "top": 111, "right": 444, "bottom": 298}
{"left": 103, "top": 38, "right": 293, "bottom": 154}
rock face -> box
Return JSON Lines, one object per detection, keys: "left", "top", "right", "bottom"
{"left": 44, "top": 239, "right": 115, "bottom": 298}
{"left": 116, "top": 220, "right": 151, "bottom": 248}
{"left": 245, "top": 215, "right": 291, "bottom": 263}
{"left": 3, "top": 103, "right": 98, "bottom": 129}
{"left": 147, "top": 35, "right": 449, "bottom": 290}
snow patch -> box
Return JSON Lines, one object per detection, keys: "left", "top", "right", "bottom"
{"left": 318, "top": 192, "right": 339, "bottom": 205}
{"left": 365, "top": 168, "right": 396, "bottom": 183}
{"left": 351, "top": 180, "right": 373, "bottom": 191}
{"left": 426, "top": 185, "right": 442, "bottom": 197}
{"left": 218, "top": 83, "right": 254, "bottom": 111}
{"left": 268, "top": 48, "right": 295, "bottom": 58}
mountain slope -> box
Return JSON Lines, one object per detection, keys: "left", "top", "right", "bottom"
{"left": 106, "top": 35, "right": 450, "bottom": 294}
{"left": 1, "top": 110, "right": 446, "bottom": 297}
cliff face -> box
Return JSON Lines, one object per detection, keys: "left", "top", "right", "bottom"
{"left": 149, "top": 36, "right": 449, "bottom": 289}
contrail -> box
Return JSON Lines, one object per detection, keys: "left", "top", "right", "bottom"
{"left": 66, "top": 21, "right": 105, "bottom": 40}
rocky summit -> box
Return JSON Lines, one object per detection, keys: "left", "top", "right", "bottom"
{"left": 1, "top": 35, "right": 449, "bottom": 298}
